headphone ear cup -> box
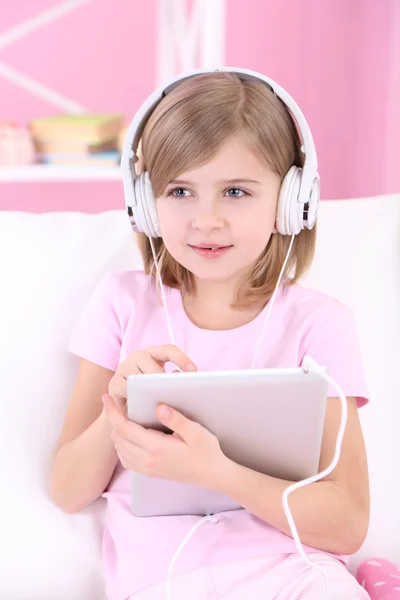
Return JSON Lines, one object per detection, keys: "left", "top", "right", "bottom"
{"left": 132, "top": 174, "right": 146, "bottom": 235}
{"left": 305, "top": 174, "right": 320, "bottom": 230}
{"left": 276, "top": 166, "right": 303, "bottom": 235}
{"left": 133, "top": 172, "right": 161, "bottom": 238}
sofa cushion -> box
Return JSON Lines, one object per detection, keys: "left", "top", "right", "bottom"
{"left": 0, "top": 211, "right": 140, "bottom": 599}
{"left": 0, "top": 196, "right": 399, "bottom": 598}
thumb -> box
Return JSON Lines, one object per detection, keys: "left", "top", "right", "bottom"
{"left": 156, "top": 405, "right": 194, "bottom": 441}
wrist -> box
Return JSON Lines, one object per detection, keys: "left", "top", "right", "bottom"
{"left": 210, "top": 455, "right": 242, "bottom": 495}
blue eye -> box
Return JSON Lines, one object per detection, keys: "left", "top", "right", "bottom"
{"left": 226, "top": 188, "right": 248, "bottom": 197}
{"left": 166, "top": 186, "right": 249, "bottom": 198}
{"left": 166, "top": 187, "right": 190, "bottom": 198}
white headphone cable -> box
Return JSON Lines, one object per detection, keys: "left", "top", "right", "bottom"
{"left": 149, "top": 236, "right": 177, "bottom": 347}
{"left": 166, "top": 515, "right": 219, "bottom": 600}
{"left": 149, "top": 233, "right": 296, "bottom": 368}
{"left": 251, "top": 234, "right": 295, "bottom": 368}
{"left": 280, "top": 356, "right": 348, "bottom": 600}
{"left": 148, "top": 234, "right": 343, "bottom": 600}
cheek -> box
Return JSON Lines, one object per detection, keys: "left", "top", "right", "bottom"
{"left": 157, "top": 202, "right": 187, "bottom": 254}
{"left": 238, "top": 204, "right": 276, "bottom": 243}
{"left": 158, "top": 203, "right": 179, "bottom": 234}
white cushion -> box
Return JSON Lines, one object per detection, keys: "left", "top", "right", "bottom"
{"left": 0, "top": 211, "right": 140, "bottom": 599}
{"left": 0, "top": 196, "right": 398, "bottom": 598}
{"left": 303, "top": 194, "right": 400, "bottom": 569}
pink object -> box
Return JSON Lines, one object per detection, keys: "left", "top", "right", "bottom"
{"left": 68, "top": 270, "right": 369, "bottom": 600}
{"left": 130, "top": 553, "right": 368, "bottom": 599}
{"left": 0, "top": 1, "right": 399, "bottom": 211}
{"left": 357, "top": 558, "right": 400, "bottom": 600}
{"left": 0, "top": 123, "right": 35, "bottom": 166}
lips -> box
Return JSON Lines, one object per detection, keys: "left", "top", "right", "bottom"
{"left": 190, "top": 244, "right": 231, "bottom": 250}
{"left": 188, "top": 244, "right": 233, "bottom": 259}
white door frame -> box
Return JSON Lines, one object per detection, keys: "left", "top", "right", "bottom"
{"left": 156, "top": 0, "right": 226, "bottom": 85}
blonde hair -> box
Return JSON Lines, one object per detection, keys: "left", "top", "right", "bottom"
{"left": 136, "top": 72, "right": 316, "bottom": 308}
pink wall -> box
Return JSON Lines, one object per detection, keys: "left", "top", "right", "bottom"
{"left": 227, "top": 0, "right": 399, "bottom": 201}
{"left": 387, "top": 1, "right": 400, "bottom": 192}
{"left": 0, "top": 0, "right": 398, "bottom": 213}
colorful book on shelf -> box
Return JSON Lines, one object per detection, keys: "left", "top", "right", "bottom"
{"left": 35, "top": 138, "right": 118, "bottom": 155}
{"left": 30, "top": 114, "right": 124, "bottom": 143}
{"left": 42, "top": 151, "right": 120, "bottom": 167}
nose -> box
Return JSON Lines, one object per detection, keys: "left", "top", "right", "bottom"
{"left": 191, "top": 202, "right": 225, "bottom": 234}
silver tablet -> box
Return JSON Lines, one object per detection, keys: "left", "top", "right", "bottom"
{"left": 127, "top": 366, "right": 328, "bottom": 517}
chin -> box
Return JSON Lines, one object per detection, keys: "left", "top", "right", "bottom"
{"left": 186, "top": 262, "right": 250, "bottom": 285}
{"left": 193, "top": 271, "right": 237, "bottom": 283}
{"left": 168, "top": 248, "right": 256, "bottom": 284}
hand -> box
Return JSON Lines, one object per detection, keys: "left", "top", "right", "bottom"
{"left": 107, "top": 344, "right": 197, "bottom": 415}
{"left": 102, "top": 395, "right": 229, "bottom": 490}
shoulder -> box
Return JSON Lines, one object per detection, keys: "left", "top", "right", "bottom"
{"left": 104, "top": 269, "right": 184, "bottom": 323}
{"left": 281, "top": 283, "right": 361, "bottom": 365}
{"left": 107, "top": 269, "right": 157, "bottom": 299}
{"left": 68, "top": 270, "right": 158, "bottom": 370}
{"left": 96, "top": 269, "right": 160, "bottom": 321}
{"left": 282, "top": 285, "right": 367, "bottom": 404}
{"left": 281, "top": 283, "right": 354, "bottom": 329}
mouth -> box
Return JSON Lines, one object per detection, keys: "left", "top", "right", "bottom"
{"left": 188, "top": 244, "right": 233, "bottom": 259}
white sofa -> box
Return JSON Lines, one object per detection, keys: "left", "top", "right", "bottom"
{"left": 0, "top": 196, "right": 399, "bottom": 599}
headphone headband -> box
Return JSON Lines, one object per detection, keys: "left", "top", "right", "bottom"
{"left": 122, "top": 67, "right": 318, "bottom": 210}
{"left": 121, "top": 67, "right": 320, "bottom": 237}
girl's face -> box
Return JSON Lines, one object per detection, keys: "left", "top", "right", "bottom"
{"left": 156, "top": 135, "right": 281, "bottom": 288}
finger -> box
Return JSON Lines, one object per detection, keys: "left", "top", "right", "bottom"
{"left": 135, "top": 353, "right": 166, "bottom": 375}
{"left": 156, "top": 405, "right": 196, "bottom": 442}
{"left": 102, "top": 394, "right": 126, "bottom": 428}
{"left": 116, "top": 360, "right": 144, "bottom": 379}
{"left": 147, "top": 345, "right": 197, "bottom": 372}
{"left": 115, "top": 444, "right": 148, "bottom": 473}
{"left": 113, "top": 434, "right": 148, "bottom": 460}
{"left": 118, "top": 353, "right": 165, "bottom": 377}
{"left": 108, "top": 372, "right": 129, "bottom": 405}
{"left": 103, "top": 394, "right": 161, "bottom": 450}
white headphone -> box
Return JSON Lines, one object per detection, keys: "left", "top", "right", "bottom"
{"left": 121, "top": 70, "right": 340, "bottom": 600}
{"left": 121, "top": 66, "right": 320, "bottom": 238}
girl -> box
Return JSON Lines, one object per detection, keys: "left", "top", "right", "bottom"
{"left": 50, "top": 69, "right": 370, "bottom": 599}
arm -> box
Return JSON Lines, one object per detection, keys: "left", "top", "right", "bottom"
{"left": 215, "top": 397, "right": 370, "bottom": 555}
{"left": 50, "top": 345, "right": 196, "bottom": 513}
{"left": 49, "top": 358, "right": 118, "bottom": 514}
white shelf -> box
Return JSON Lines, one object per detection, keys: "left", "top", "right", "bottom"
{"left": 0, "top": 164, "right": 121, "bottom": 183}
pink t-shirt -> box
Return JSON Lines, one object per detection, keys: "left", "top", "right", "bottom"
{"left": 68, "top": 270, "right": 368, "bottom": 600}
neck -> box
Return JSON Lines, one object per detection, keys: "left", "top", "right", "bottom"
{"left": 182, "top": 276, "right": 264, "bottom": 331}
{"left": 193, "top": 277, "right": 240, "bottom": 308}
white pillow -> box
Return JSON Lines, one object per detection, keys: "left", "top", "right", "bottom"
{"left": 0, "top": 211, "right": 141, "bottom": 599}
{"left": 304, "top": 194, "right": 400, "bottom": 567}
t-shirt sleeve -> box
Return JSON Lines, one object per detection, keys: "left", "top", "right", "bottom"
{"left": 302, "top": 305, "right": 369, "bottom": 407}
{"left": 68, "top": 272, "right": 122, "bottom": 372}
